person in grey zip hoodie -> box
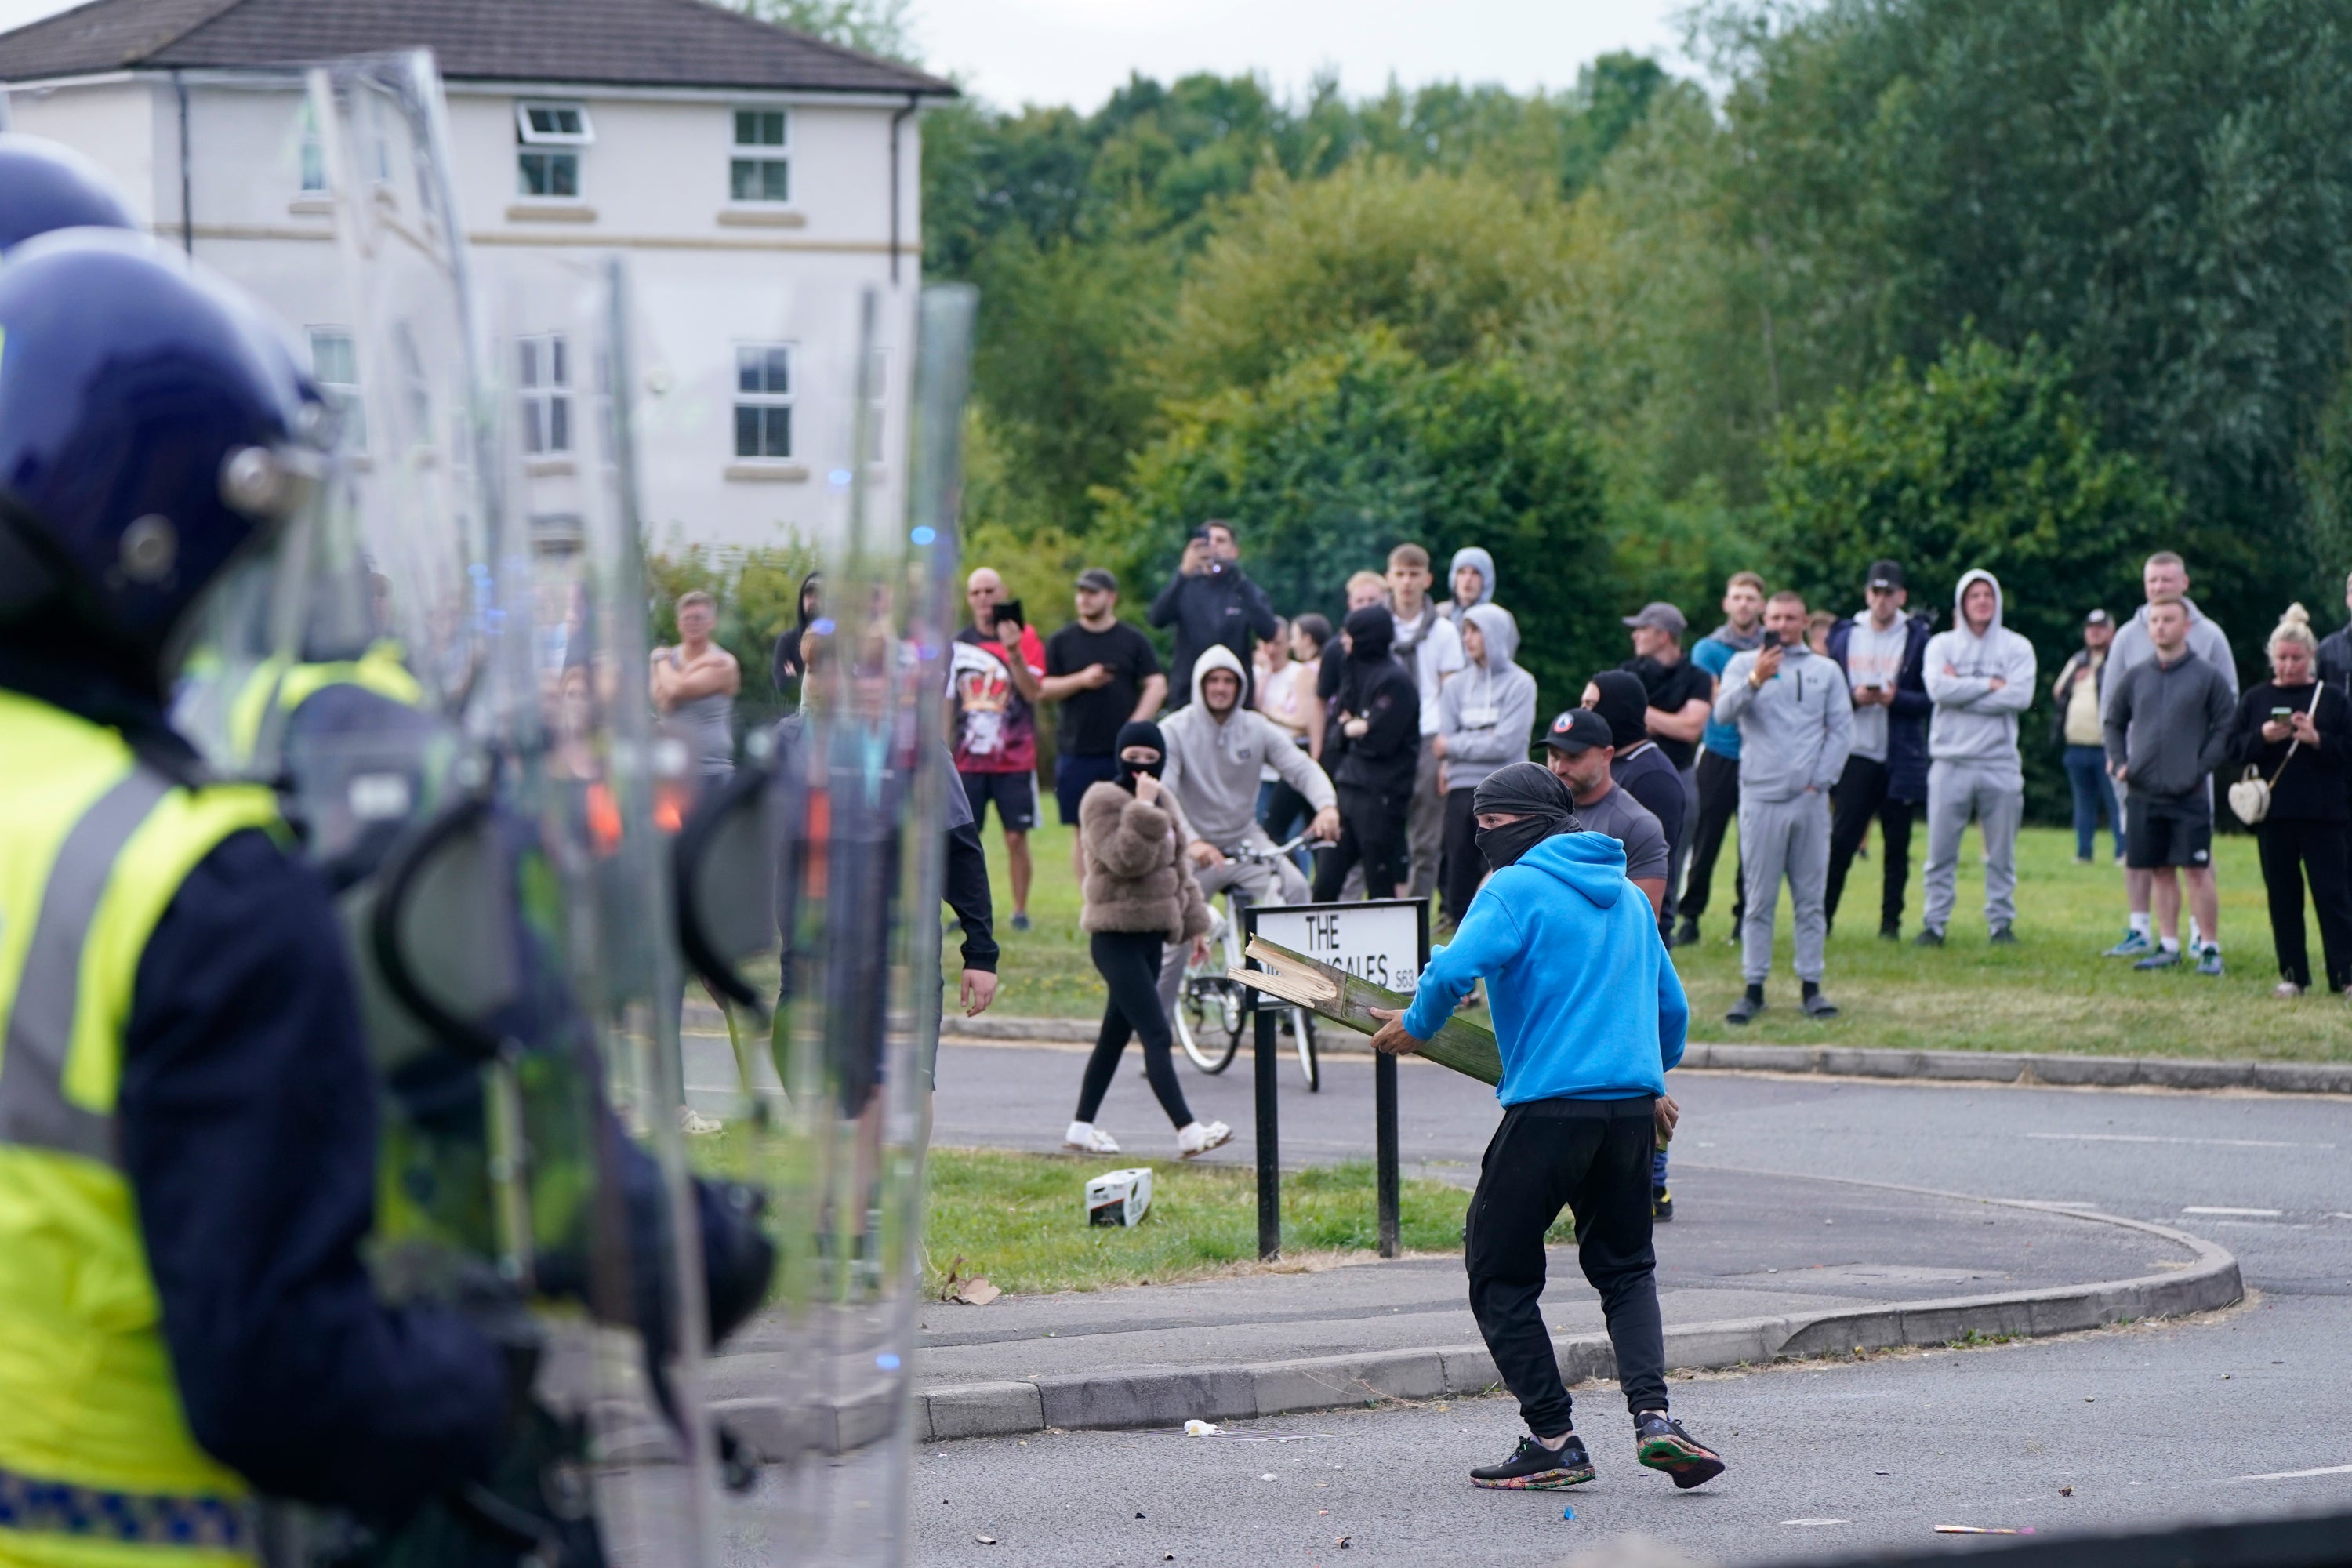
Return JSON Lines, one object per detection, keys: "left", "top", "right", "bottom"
{"left": 1443, "top": 545, "right": 1497, "bottom": 628}
{"left": 1712, "top": 590, "right": 1853, "bottom": 1022}
{"left": 1436, "top": 602, "right": 1538, "bottom": 924}
{"left": 1918, "top": 569, "right": 2038, "bottom": 943}
{"left": 1158, "top": 643, "right": 1341, "bottom": 1014}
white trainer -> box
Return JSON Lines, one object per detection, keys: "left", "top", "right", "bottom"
{"left": 1177, "top": 1120, "right": 1233, "bottom": 1158}
{"left": 1064, "top": 1120, "right": 1120, "bottom": 1154}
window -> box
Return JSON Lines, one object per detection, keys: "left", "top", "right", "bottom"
{"left": 516, "top": 101, "right": 593, "bottom": 199}
{"left": 517, "top": 334, "right": 572, "bottom": 456}
{"left": 297, "top": 104, "right": 325, "bottom": 194}
{"left": 734, "top": 344, "right": 793, "bottom": 459}
{"left": 308, "top": 328, "right": 365, "bottom": 452}
{"left": 730, "top": 107, "right": 790, "bottom": 203}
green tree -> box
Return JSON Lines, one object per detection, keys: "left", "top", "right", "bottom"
{"left": 1766, "top": 332, "right": 2176, "bottom": 818}
{"left": 731, "top": 0, "right": 917, "bottom": 64}
{"left": 1094, "top": 332, "right": 1615, "bottom": 712}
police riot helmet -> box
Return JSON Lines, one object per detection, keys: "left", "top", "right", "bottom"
{"left": 0, "top": 132, "right": 136, "bottom": 251}
{"left": 0, "top": 229, "right": 325, "bottom": 682}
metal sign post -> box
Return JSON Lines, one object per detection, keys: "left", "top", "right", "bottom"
{"left": 1244, "top": 898, "right": 1429, "bottom": 1261}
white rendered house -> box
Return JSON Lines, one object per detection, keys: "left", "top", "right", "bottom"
{"left": 0, "top": 0, "right": 953, "bottom": 554}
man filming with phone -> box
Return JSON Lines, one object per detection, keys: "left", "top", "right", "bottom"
{"left": 953, "top": 566, "right": 1047, "bottom": 930}
{"left": 1151, "top": 519, "right": 1279, "bottom": 709}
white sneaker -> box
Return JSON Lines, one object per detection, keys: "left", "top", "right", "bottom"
{"left": 1177, "top": 1120, "right": 1233, "bottom": 1159}
{"left": 678, "top": 1107, "right": 724, "bottom": 1137}
{"left": 2273, "top": 981, "right": 2307, "bottom": 999}
{"left": 1064, "top": 1120, "right": 1120, "bottom": 1154}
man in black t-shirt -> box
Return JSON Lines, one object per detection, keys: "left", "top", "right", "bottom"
{"left": 1044, "top": 568, "right": 1168, "bottom": 873}
{"left": 1620, "top": 602, "right": 1714, "bottom": 931}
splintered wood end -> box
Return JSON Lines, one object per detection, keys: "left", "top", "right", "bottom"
{"left": 1230, "top": 937, "right": 1340, "bottom": 1005}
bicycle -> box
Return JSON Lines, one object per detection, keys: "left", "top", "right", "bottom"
{"left": 1171, "top": 833, "right": 1323, "bottom": 1091}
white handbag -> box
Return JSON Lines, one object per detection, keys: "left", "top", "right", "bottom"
{"left": 2228, "top": 688, "right": 2324, "bottom": 826}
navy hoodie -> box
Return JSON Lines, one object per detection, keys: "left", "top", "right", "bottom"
{"left": 1403, "top": 829, "right": 1687, "bottom": 1105}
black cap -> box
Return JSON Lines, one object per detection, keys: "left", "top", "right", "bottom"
{"left": 1867, "top": 560, "right": 1905, "bottom": 590}
{"left": 1541, "top": 708, "right": 1613, "bottom": 754}
{"left": 1076, "top": 567, "right": 1117, "bottom": 593}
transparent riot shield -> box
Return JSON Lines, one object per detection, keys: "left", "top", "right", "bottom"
{"left": 607, "top": 254, "right": 974, "bottom": 1559}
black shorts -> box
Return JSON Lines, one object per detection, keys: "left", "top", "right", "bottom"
{"left": 1054, "top": 753, "right": 1122, "bottom": 826}
{"left": 2125, "top": 793, "right": 2212, "bottom": 869}
{"left": 960, "top": 768, "right": 1036, "bottom": 833}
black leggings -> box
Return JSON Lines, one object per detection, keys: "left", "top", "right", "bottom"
{"left": 1076, "top": 930, "right": 1196, "bottom": 1130}
{"left": 2256, "top": 817, "right": 2352, "bottom": 990}
{"left": 1313, "top": 784, "right": 1408, "bottom": 901}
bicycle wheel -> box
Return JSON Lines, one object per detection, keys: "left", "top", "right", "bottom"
{"left": 1176, "top": 976, "right": 1240, "bottom": 1073}
{"left": 1293, "top": 1006, "right": 1319, "bottom": 1091}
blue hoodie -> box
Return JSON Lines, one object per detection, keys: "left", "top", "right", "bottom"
{"left": 1403, "top": 830, "right": 1688, "bottom": 1105}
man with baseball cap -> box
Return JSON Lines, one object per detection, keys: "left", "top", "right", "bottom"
{"left": 1044, "top": 567, "right": 1167, "bottom": 876}
{"left": 1619, "top": 602, "right": 1711, "bottom": 931}
{"left": 1542, "top": 708, "right": 1670, "bottom": 916}
{"left": 1822, "top": 561, "right": 1933, "bottom": 938}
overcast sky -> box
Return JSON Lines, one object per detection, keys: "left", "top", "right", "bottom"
{"left": 0, "top": 0, "right": 1690, "bottom": 111}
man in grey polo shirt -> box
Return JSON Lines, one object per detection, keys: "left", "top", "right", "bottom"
{"left": 1541, "top": 708, "right": 1670, "bottom": 917}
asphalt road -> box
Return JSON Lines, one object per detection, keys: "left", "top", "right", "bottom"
{"left": 898, "top": 1044, "right": 2352, "bottom": 1565}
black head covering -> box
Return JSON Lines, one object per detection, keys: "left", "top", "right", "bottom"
{"left": 1588, "top": 670, "right": 1650, "bottom": 750}
{"left": 1469, "top": 761, "right": 1581, "bottom": 871}
{"left": 1112, "top": 718, "right": 1167, "bottom": 791}
{"left": 1342, "top": 604, "right": 1395, "bottom": 662}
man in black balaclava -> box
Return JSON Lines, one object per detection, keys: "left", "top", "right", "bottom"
{"left": 1364, "top": 757, "right": 1717, "bottom": 1495}
{"left": 1312, "top": 606, "right": 1421, "bottom": 899}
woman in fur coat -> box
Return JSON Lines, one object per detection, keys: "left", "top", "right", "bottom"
{"left": 1063, "top": 720, "right": 1232, "bottom": 1158}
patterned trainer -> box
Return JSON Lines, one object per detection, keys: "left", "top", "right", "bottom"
{"left": 1470, "top": 1433, "right": 1595, "bottom": 1491}
{"left": 1634, "top": 1411, "right": 1726, "bottom": 1490}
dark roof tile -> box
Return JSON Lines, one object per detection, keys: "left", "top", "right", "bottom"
{"left": 0, "top": 0, "right": 952, "bottom": 95}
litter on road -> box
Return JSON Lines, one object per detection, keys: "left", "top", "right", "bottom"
{"left": 1936, "top": 1526, "right": 2034, "bottom": 1535}
{"left": 1185, "top": 1420, "right": 1221, "bottom": 1436}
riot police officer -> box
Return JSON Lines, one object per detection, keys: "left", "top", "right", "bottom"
{"left": 0, "top": 231, "right": 517, "bottom": 1563}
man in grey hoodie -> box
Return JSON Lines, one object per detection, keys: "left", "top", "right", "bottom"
{"left": 1159, "top": 644, "right": 1341, "bottom": 1012}
{"left": 1713, "top": 590, "right": 1853, "bottom": 1023}
{"left": 1918, "top": 569, "right": 2038, "bottom": 945}
{"left": 2096, "top": 551, "right": 2238, "bottom": 960}
{"left": 2103, "top": 597, "right": 2235, "bottom": 975}
{"left": 1443, "top": 546, "right": 1497, "bottom": 629}
{"left": 1436, "top": 602, "right": 1539, "bottom": 924}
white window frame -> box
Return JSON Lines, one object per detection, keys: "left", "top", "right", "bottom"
{"left": 517, "top": 332, "right": 573, "bottom": 456}
{"left": 733, "top": 343, "right": 794, "bottom": 462}
{"left": 516, "top": 100, "right": 593, "bottom": 201}
{"left": 728, "top": 106, "right": 792, "bottom": 205}
{"left": 307, "top": 327, "right": 365, "bottom": 453}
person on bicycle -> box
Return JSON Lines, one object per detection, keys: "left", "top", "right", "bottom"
{"left": 1159, "top": 645, "right": 1341, "bottom": 1014}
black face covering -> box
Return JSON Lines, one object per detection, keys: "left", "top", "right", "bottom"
{"left": 1470, "top": 761, "right": 1578, "bottom": 872}
{"left": 1113, "top": 718, "right": 1167, "bottom": 792}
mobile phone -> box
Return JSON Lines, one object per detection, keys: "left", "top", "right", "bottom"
{"left": 2272, "top": 706, "right": 2294, "bottom": 720}
{"left": 994, "top": 598, "right": 1025, "bottom": 631}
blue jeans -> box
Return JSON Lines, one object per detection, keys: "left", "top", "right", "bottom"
{"left": 2063, "top": 744, "right": 2122, "bottom": 860}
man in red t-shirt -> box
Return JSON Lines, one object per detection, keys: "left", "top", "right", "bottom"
{"left": 953, "top": 565, "right": 1047, "bottom": 929}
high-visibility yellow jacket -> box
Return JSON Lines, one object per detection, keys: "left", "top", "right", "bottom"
{"left": 0, "top": 690, "right": 280, "bottom": 1566}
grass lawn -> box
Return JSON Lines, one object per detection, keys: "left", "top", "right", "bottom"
{"left": 920, "top": 1146, "right": 1503, "bottom": 1297}
{"left": 953, "top": 816, "right": 2351, "bottom": 1062}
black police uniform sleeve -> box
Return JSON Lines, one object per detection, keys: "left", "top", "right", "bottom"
{"left": 943, "top": 819, "right": 998, "bottom": 975}
{"left": 121, "top": 826, "right": 508, "bottom": 1520}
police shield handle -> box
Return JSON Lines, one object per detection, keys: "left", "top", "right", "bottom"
{"left": 1232, "top": 935, "right": 1501, "bottom": 1087}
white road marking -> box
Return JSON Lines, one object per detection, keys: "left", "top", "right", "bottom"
{"left": 2226, "top": 1462, "right": 2352, "bottom": 1483}
{"left": 2026, "top": 1133, "right": 2331, "bottom": 1149}
{"left": 2183, "top": 1207, "right": 2284, "bottom": 1218}
{"left": 1781, "top": 1519, "right": 1851, "bottom": 1526}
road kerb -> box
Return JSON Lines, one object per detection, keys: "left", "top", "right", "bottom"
{"left": 907, "top": 1193, "right": 2241, "bottom": 1444}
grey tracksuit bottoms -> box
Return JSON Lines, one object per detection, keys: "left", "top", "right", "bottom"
{"left": 1739, "top": 791, "right": 1831, "bottom": 984}
{"left": 1922, "top": 758, "right": 2024, "bottom": 934}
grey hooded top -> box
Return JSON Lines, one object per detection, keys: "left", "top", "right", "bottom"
{"left": 1712, "top": 639, "right": 1855, "bottom": 803}
{"left": 1922, "top": 568, "right": 2038, "bottom": 767}
{"left": 1436, "top": 603, "right": 1538, "bottom": 793}
{"left": 1160, "top": 643, "right": 1335, "bottom": 849}
{"left": 1442, "top": 546, "right": 1497, "bottom": 626}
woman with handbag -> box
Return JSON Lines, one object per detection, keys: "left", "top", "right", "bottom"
{"left": 2227, "top": 604, "right": 2352, "bottom": 998}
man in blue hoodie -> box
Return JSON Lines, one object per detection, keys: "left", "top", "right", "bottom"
{"left": 1368, "top": 764, "right": 1722, "bottom": 1495}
